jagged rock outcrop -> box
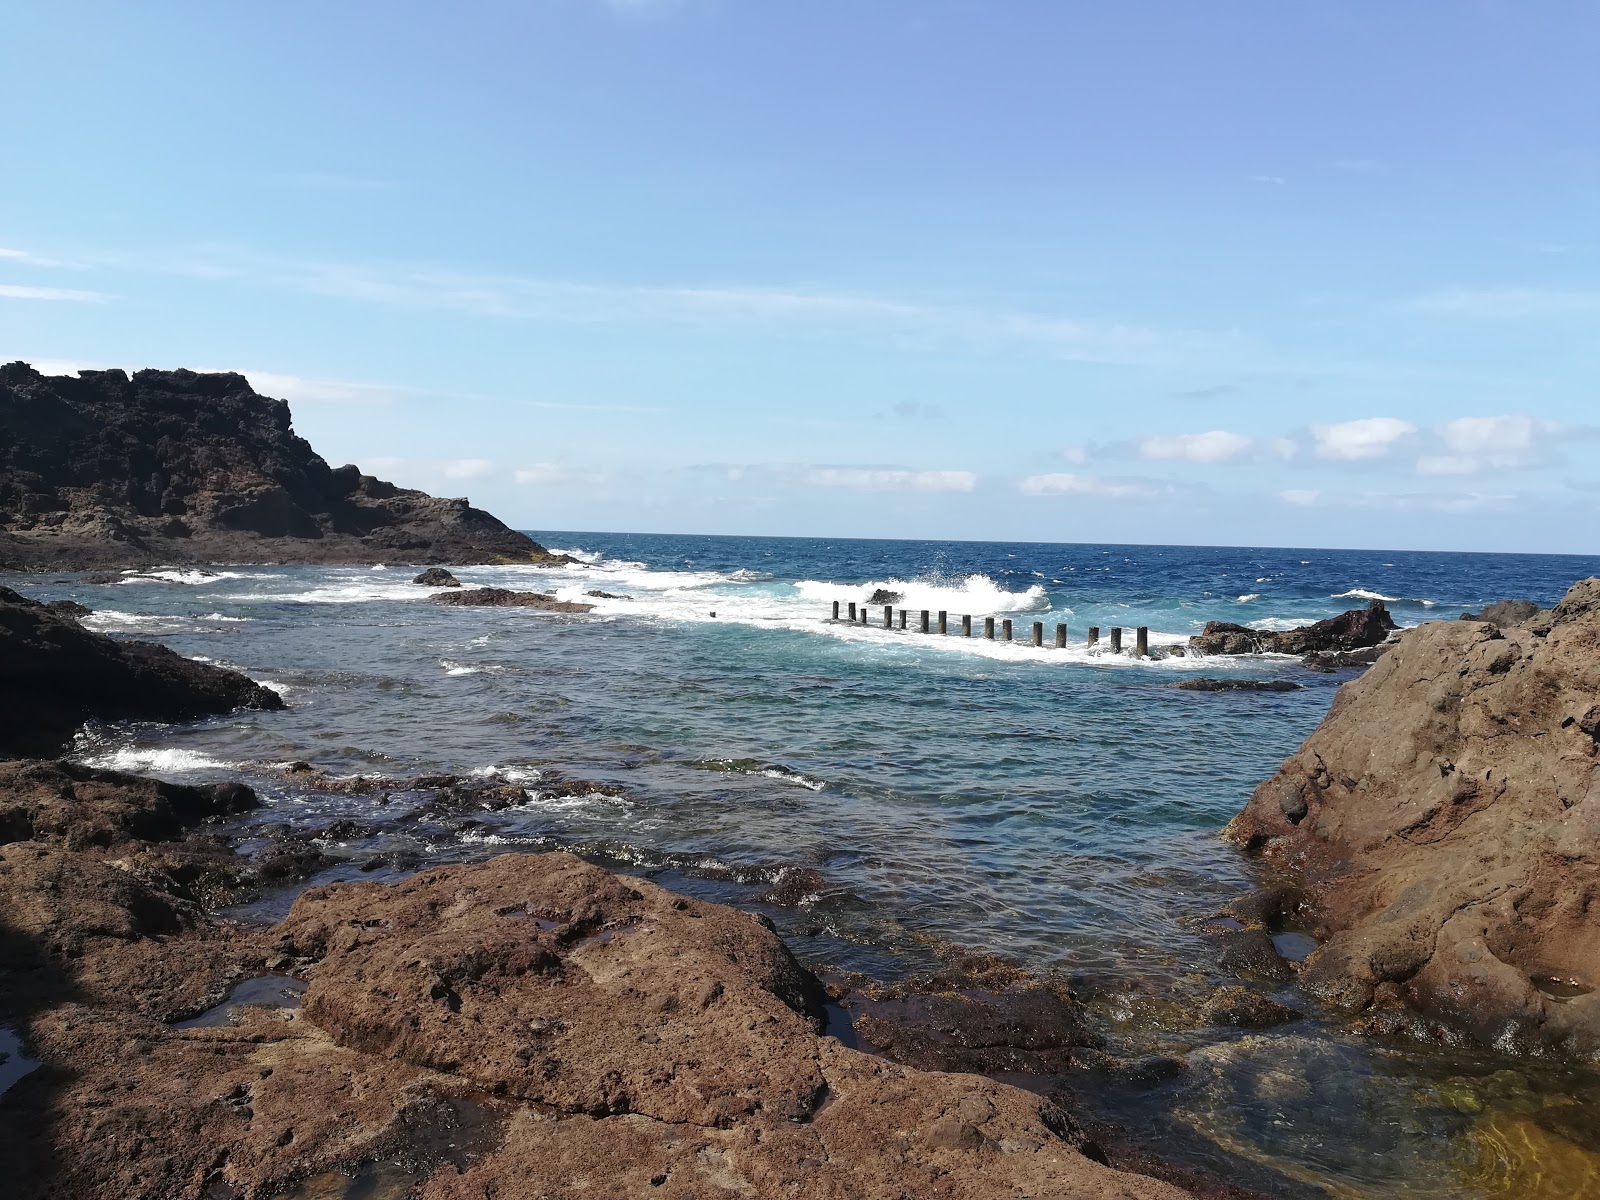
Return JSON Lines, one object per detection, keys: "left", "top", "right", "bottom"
{"left": 430, "top": 586, "right": 593, "bottom": 612}
{"left": 1226, "top": 579, "right": 1600, "bottom": 1059}
{"left": 0, "top": 789, "right": 1193, "bottom": 1200}
{"left": 413, "top": 567, "right": 461, "bottom": 587}
{"left": 0, "top": 362, "right": 570, "bottom": 569}
{"left": 0, "top": 585, "right": 283, "bottom": 757}
{"left": 1189, "top": 599, "right": 1397, "bottom": 657}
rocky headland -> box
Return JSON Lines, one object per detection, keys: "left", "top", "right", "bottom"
{"left": 0, "top": 362, "right": 570, "bottom": 570}
{"left": 1226, "top": 578, "right": 1600, "bottom": 1058}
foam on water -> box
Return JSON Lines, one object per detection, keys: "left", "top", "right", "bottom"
{"left": 77, "top": 746, "right": 240, "bottom": 773}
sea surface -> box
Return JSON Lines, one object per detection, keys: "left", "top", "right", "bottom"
{"left": 15, "top": 534, "right": 1600, "bottom": 1198}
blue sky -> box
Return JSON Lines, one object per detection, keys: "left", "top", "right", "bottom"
{"left": 3, "top": 1, "right": 1598, "bottom": 553}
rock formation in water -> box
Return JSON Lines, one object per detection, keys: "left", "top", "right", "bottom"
{"left": 1189, "top": 599, "right": 1397, "bottom": 657}
{"left": 413, "top": 567, "right": 461, "bottom": 587}
{"left": 1226, "top": 579, "right": 1600, "bottom": 1058}
{"left": 0, "top": 585, "right": 283, "bottom": 757}
{"left": 0, "top": 772, "right": 1193, "bottom": 1200}
{"left": 0, "top": 362, "right": 570, "bottom": 570}
{"left": 430, "top": 586, "right": 593, "bottom": 612}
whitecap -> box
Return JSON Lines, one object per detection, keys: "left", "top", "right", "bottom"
{"left": 77, "top": 746, "right": 238, "bottom": 773}
{"left": 1236, "top": 594, "right": 1261, "bottom": 603}
{"left": 470, "top": 765, "right": 543, "bottom": 785}
{"left": 1332, "top": 588, "right": 1399, "bottom": 602}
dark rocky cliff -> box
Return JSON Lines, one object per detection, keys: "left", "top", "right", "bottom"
{"left": 0, "top": 362, "right": 567, "bottom": 569}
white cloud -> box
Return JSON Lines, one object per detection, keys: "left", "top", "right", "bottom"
{"left": 0, "top": 284, "right": 106, "bottom": 302}
{"left": 1137, "top": 430, "right": 1253, "bottom": 463}
{"left": 1279, "top": 489, "right": 1321, "bottom": 506}
{"left": 804, "top": 468, "right": 976, "bottom": 493}
{"left": 1311, "top": 417, "right": 1416, "bottom": 460}
{"left": 513, "top": 463, "right": 610, "bottom": 486}
{"left": 0, "top": 247, "right": 82, "bottom": 269}
{"left": 1415, "top": 456, "right": 1480, "bottom": 477}
{"left": 1413, "top": 414, "right": 1562, "bottom": 476}
{"left": 1017, "top": 473, "right": 1163, "bottom": 499}
{"left": 1059, "top": 446, "right": 1089, "bottom": 465}
{"left": 228, "top": 369, "right": 402, "bottom": 405}
{"left": 442, "top": 458, "right": 495, "bottom": 480}
{"left": 1406, "top": 288, "right": 1600, "bottom": 319}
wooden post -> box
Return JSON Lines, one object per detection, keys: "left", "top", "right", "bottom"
{"left": 884, "top": 606, "right": 893, "bottom": 628}
{"left": 1002, "top": 619, "right": 1013, "bottom": 641}
{"left": 899, "top": 609, "right": 907, "bottom": 629}
{"left": 1032, "top": 621, "right": 1043, "bottom": 646}
{"left": 1087, "top": 626, "right": 1099, "bottom": 648}
{"left": 1136, "top": 626, "right": 1149, "bottom": 657}
{"left": 832, "top": 600, "right": 839, "bottom": 620}
{"left": 848, "top": 602, "right": 857, "bottom": 622}
{"left": 984, "top": 616, "right": 995, "bottom": 639}
{"left": 860, "top": 608, "right": 868, "bottom": 625}
{"left": 962, "top": 614, "right": 972, "bottom": 637}
{"left": 937, "top": 610, "right": 948, "bottom": 634}
{"left": 920, "top": 609, "right": 930, "bottom": 633}
{"left": 1110, "top": 627, "right": 1123, "bottom": 652}
{"left": 1055, "top": 623, "right": 1067, "bottom": 648}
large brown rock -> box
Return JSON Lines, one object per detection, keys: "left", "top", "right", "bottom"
{"left": 1190, "top": 599, "right": 1397, "bottom": 657}
{"left": 1226, "top": 578, "right": 1600, "bottom": 1057}
{"left": 0, "top": 585, "right": 283, "bottom": 757}
{"left": 0, "top": 362, "right": 570, "bottom": 569}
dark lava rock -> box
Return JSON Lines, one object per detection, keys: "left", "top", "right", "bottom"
{"left": 43, "top": 599, "right": 91, "bottom": 619}
{"left": 866, "top": 588, "right": 903, "bottom": 605}
{"left": 0, "top": 586, "right": 283, "bottom": 757}
{"left": 1460, "top": 598, "right": 1543, "bottom": 628}
{"left": 1189, "top": 599, "right": 1397, "bottom": 657}
{"left": 431, "top": 587, "right": 594, "bottom": 613}
{"left": 413, "top": 568, "right": 460, "bottom": 587}
{"left": 1171, "top": 678, "right": 1302, "bottom": 692}
{"left": 1301, "top": 645, "right": 1391, "bottom": 672}
{"left": 1197, "top": 986, "right": 1300, "bottom": 1029}
{"left": 584, "top": 589, "right": 630, "bottom": 599}
{"left": 0, "top": 361, "right": 573, "bottom": 570}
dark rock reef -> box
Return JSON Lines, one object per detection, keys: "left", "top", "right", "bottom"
{"left": 1189, "top": 599, "right": 1397, "bottom": 657}
{"left": 0, "top": 585, "right": 282, "bottom": 757}
{"left": 1226, "top": 579, "right": 1600, "bottom": 1058}
{"left": 0, "top": 362, "right": 570, "bottom": 570}
{"left": 1171, "top": 678, "right": 1302, "bottom": 693}
{"left": 413, "top": 567, "right": 461, "bottom": 587}
{"left": 430, "top": 586, "right": 593, "bottom": 612}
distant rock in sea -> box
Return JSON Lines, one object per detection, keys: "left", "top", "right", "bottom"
{"left": 431, "top": 586, "right": 594, "bottom": 612}
{"left": 1189, "top": 598, "right": 1397, "bottom": 657}
{"left": 0, "top": 362, "right": 571, "bottom": 570}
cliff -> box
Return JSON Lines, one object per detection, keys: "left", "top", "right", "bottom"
{"left": 0, "top": 362, "right": 566, "bottom": 569}
{"left": 1226, "top": 579, "right": 1600, "bottom": 1058}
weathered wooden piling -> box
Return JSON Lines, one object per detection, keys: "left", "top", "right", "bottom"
{"left": 1087, "top": 626, "right": 1100, "bottom": 648}
{"left": 1136, "top": 626, "right": 1149, "bottom": 656}
{"left": 984, "top": 616, "right": 995, "bottom": 639}
{"left": 1110, "top": 627, "right": 1123, "bottom": 652}
{"left": 1055, "top": 623, "right": 1067, "bottom": 648}
{"left": 832, "top": 600, "right": 839, "bottom": 620}
{"left": 938, "top": 610, "right": 948, "bottom": 634}
{"left": 1002, "top": 619, "right": 1013, "bottom": 641}
{"left": 920, "top": 609, "right": 930, "bottom": 633}
{"left": 884, "top": 606, "right": 893, "bottom": 628}
{"left": 1032, "top": 621, "right": 1043, "bottom": 646}
{"left": 962, "top": 614, "right": 972, "bottom": 637}
{"left": 848, "top": 602, "right": 857, "bottom": 621}
{"left": 899, "top": 609, "right": 908, "bottom": 629}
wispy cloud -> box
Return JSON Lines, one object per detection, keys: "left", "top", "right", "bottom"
{"left": 1016, "top": 473, "right": 1168, "bottom": 499}
{"left": 0, "top": 284, "right": 106, "bottom": 302}
{"left": 1137, "top": 430, "right": 1255, "bottom": 464}
{"left": 0, "top": 246, "right": 85, "bottom": 270}
{"left": 225, "top": 369, "right": 405, "bottom": 405}
{"left": 1310, "top": 417, "right": 1416, "bottom": 461}
{"left": 1404, "top": 288, "right": 1600, "bottom": 319}
{"left": 705, "top": 463, "right": 977, "bottom": 493}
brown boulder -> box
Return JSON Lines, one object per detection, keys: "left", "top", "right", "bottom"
{"left": 1225, "top": 578, "right": 1600, "bottom": 1058}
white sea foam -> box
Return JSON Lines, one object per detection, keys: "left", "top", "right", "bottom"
{"left": 84, "top": 610, "right": 251, "bottom": 633}
{"left": 122, "top": 569, "right": 265, "bottom": 585}
{"left": 441, "top": 660, "right": 502, "bottom": 676}
{"left": 470, "top": 765, "right": 543, "bottom": 784}
{"left": 1236, "top": 594, "right": 1261, "bottom": 603}
{"left": 1332, "top": 589, "right": 1435, "bottom": 607}
{"left": 257, "top": 680, "right": 291, "bottom": 696}
{"left": 77, "top": 746, "right": 237, "bottom": 773}
{"left": 760, "top": 767, "right": 826, "bottom": 792}
{"left": 793, "top": 575, "right": 1048, "bottom": 615}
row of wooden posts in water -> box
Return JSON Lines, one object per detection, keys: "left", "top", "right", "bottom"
{"left": 829, "top": 600, "right": 1150, "bottom": 656}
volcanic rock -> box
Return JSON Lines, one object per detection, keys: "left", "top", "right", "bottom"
{"left": 1301, "top": 645, "right": 1390, "bottom": 673}
{"left": 1226, "top": 578, "right": 1600, "bottom": 1058}
{"left": 1460, "top": 598, "right": 1543, "bottom": 628}
{"left": 430, "top": 586, "right": 593, "bottom": 612}
{"left": 1171, "top": 678, "right": 1302, "bottom": 692}
{"left": 0, "top": 585, "right": 283, "bottom": 757}
{"left": 1189, "top": 600, "right": 1397, "bottom": 657}
{"left": 413, "top": 567, "right": 461, "bottom": 587}
{"left": 0, "top": 362, "right": 571, "bottom": 570}
{"left": 867, "top": 588, "right": 904, "bottom": 605}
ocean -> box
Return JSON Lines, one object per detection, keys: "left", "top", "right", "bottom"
{"left": 23, "top": 534, "right": 1600, "bottom": 1197}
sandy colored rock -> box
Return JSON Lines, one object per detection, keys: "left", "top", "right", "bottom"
{"left": 1226, "top": 578, "right": 1600, "bottom": 1058}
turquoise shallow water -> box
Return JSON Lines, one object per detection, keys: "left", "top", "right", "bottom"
{"left": 13, "top": 534, "right": 1600, "bottom": 1196}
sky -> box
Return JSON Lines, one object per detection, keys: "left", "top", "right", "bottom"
{"left": 3, "top": 1, "right": 1598, "bottom": 554}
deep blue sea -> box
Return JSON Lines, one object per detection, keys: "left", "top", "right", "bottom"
{"left": 14, "top": 535, "right": 1600, "bottom": 1198}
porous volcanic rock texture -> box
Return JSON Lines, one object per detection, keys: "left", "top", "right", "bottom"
{"left": 0, "top": 362, "right": 568, "bottom": 569}
{"left": 0, "top": 833, "right": 1192, "bottom": 1200}
{"left": 1227, "top": 578, "right": 1600, "bottom": 1058}
{"left": 0, "top": 585, "right": 282, "bottom": 757}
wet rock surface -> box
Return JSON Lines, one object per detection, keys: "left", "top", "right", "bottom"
{"left": 1189, "top": 599, "right": 1397, "bottom": 657}
{"left": 430, "top": 586, "right": 594, "bottom": 612}
{"left": 1227, "top": 577, "right": 1600, "bottom": 1058}
{"left": 0, "top": 362, "right": 570, "bottom": 570}
{"left": 412, "top": 568, "right": 460, "bottom": 587}
{"left": 1171, "top": 679, "right": 1302, "bottom": 693}
{"left": 0, "top": 585, "right": 283, "bottom": 757}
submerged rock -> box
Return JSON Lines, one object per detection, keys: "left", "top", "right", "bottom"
{"left": 1189, "top": 600, "right": 1397, "bottom": 657}
{"left": 0, "top": 585, "right": 283, "bottom": 757}
{"left": 0, "top": 362, "right": 572, "bottom": 569}
{"left": 1172, "top": 678, "right": 1302, "bottom": 692}
{"left": 430, "top": 586, "right": 594, "bottom": 612}
{"left": 413, "top": 567, "right": 461, "bottom": 587}
{"left": 1227, "top": 577, "right": 1600, "bottom": 1059}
